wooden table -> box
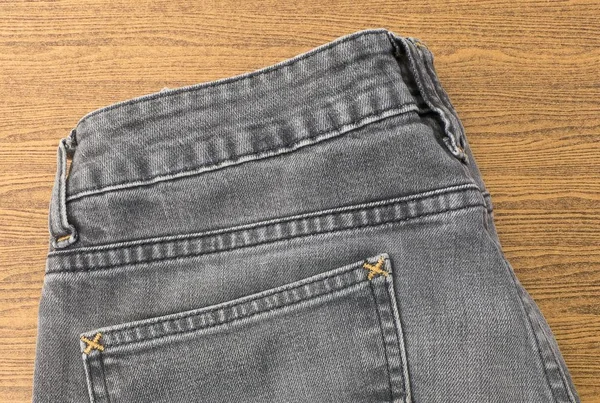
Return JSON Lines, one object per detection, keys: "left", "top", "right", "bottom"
{"left": 1, "top": 1, "right": 598, "bottom": 401}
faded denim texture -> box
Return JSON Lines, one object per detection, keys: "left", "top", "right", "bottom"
{"left": 34, "top": 29, "right": 580, "bottom": 402}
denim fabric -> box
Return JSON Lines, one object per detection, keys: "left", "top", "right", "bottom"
{"left": 34, "top": 29, "right": 580, "bottom": 402}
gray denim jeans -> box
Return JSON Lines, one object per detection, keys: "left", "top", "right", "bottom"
{"left": 34, "top": 29, "right": 580, "bottom": 403}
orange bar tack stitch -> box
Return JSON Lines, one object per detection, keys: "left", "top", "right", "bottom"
{"left": 362, "top": 257, "right": 389, "bottom": 280}
{"left": 81, "top": 333, "right": 104, "bottom": 355}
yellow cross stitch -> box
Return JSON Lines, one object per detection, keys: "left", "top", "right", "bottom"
{"left": 81, "top": 333, "right": 104, "bottom": 354}
{"left": 363, "top": 257, "right": 389, "bottom": 280}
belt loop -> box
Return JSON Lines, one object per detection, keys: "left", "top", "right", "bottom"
{"left": 387, "top": 32, "right": 468, "bottom": 163}
{"left": 49, "top": 129, "right": 78, "bottom": 249}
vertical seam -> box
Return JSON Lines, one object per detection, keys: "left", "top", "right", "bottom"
{"left": 513, "top": 276, "right": 561, "bottom": 403}
{"left": 369, "top": 280, "right": 395, "bottom": 403}
{"left": 384, "top": 276, "right": 412, "bottom": 403}
{"left": 99, "top": 355, "right": 112, "bottom": 403}
{"left": 483, "top": 224, "right": 575, "bottom": 403}
{"left": 83, "top": 356, "right": 96, "bottom": 403}
{"left": 519, "top": 286, "right": 578, "bottom": 403}
{"left": 533, "top": 309, "right": 578, "bottom": 403}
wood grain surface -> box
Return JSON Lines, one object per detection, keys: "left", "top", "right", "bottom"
{"left": 0, "top": 0, "right": 598, "bottom": 401}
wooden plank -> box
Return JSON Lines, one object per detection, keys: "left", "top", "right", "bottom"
{"left": 0, "top": 0, "right": 598, "bottom": 401}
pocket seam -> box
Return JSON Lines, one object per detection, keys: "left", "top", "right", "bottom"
{"left": 383, "top": 277, "right": 412, "bottom": 403}
{"left": 370, "top": 274, "right": 412, "bottom": 403}
{"left": 98, "top": 355, "right": 111, "bottom": 403}
{"left": 369, "top": 280, "right": 396, "bottom": 402}
{"left": 81, "top": 255, "right": 391, "bottom": 350}
{"left": 82, "top": 254, "right": 414, "bottom": 403}
{"left": 83, "top": 351, "right": 111, "bottom": 403}
{"left": 82, "top": 357, "right": 97, "bottom": 403}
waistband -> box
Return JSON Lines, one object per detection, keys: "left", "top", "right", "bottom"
{"left": 49, "top": 28, "right": 469, "bottom": 248}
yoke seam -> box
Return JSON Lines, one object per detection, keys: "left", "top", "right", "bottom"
{"left": 67, "top": 103, "right": 422, "bottom": 202}
{"left": 52, "top": 183, "right": 481, "bottom": 256}
{"left": 47, "top": 203, "right": 485, "bottom": 274}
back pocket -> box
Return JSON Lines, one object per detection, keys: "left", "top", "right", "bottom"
{"left": 80, "top": 254, "right": 411, "bottom": 403}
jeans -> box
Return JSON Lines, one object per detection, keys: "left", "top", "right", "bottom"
{"left": 34, "top": 28, "right": 580, "bottom": 402}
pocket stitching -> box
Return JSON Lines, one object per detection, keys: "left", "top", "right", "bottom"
{"left": 82, "top": 255, "right": 413, "bottom": 403}
{"left": 369, "top": 271, "right": 412, "bottom": 403}
{"left": 83, "top": 255, "right": 390, "bottom": 349}
{"left": 98, "top": 355, "right": 111, "bottom": 403}
{"left": 383, "top": 276, "right": 412, "bottom": 403}
{"left": 369, "top": 280, "right": 396, "bottom": 402}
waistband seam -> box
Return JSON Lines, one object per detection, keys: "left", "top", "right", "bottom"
{"left": 66, "top": 102, "right": 423, "bottom": 202}
{"left": 46, "top": 184, "right": 488, "bottom": 274}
